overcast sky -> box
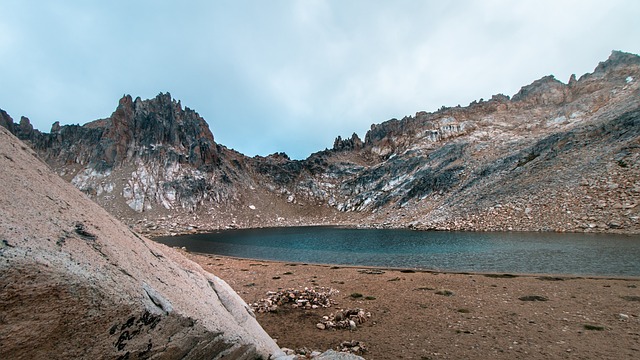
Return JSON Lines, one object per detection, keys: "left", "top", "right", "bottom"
{"left": 1, "top": 1, "right": 639, "bottom": 159}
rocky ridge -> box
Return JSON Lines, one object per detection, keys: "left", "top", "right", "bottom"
{"left": 2, "top": 50, "right": 640, "bottom": 234}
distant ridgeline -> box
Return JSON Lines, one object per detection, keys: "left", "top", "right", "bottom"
{"left": 2, "top": 51, "right": 640, "bottom": 234}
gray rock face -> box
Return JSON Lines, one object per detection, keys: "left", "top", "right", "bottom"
{"left": 0, "top": 127, "right": 283, "bottom": 359}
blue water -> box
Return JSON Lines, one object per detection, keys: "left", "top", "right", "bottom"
{"left": 153, "top": 227, "right": 640, "bottom": 277}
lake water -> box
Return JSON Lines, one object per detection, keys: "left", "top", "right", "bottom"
{"left": 153, "top": 226, "right": 640, "bottom": 277}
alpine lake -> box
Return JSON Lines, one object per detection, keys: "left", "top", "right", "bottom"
{"left": 154, "top": 226, "right": 640, "bottom": 277}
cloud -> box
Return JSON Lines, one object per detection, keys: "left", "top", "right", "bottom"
{"left": 0, "top": 0, "right": 639, "bottom": 159}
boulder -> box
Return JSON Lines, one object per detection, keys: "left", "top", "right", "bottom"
{"left": 0, "top": 126, "right": 284, "bottom": 359}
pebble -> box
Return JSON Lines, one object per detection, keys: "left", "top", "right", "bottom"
{"left": 252, "top": 287, "right": 338, "bottom": 313}
{"left": 317, "top": 308, "right": 371, "bottom": 331}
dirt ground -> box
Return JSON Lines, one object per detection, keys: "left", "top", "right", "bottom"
{"left": 181, "top": 251, "right": 640, "bottom": 359}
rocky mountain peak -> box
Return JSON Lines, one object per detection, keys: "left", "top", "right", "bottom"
{"left": 595, "top": 50, "right": 640, "bottom": 74}
{"left": 0, "top": 109, "right": 14, "bottom": 133}
{"left": 104, "top": 92, "right": 217, "bottom": 167}
{"left": 333, "top": 133, "right": 364, "bottom": 152}
{"left": 511, "top": 75, "right": 568, "bottom": 105}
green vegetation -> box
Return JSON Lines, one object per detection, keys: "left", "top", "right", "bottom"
{"left": 583, "top": 324, "right": 605, "bottom": 331}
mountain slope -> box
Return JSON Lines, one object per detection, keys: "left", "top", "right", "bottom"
{"left": 2, "top": 50, "right": 639, "bottom": 234}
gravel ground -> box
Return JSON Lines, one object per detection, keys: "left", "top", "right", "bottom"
{"left": 182, "top": 251, "right": 640, "bottom": 359}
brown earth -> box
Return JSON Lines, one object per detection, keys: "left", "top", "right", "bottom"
{"left": 180, "top": 251, "right": 640, "bottom": 359}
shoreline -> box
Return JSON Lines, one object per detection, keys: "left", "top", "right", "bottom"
{"left": 180, "top": 251, "right": 640, "bottom": 359}
{"left": 180, "top": 250, "right": 640, "bottom": 281}
{"left": 140, "top": 222, "right": 640, "bottom": 239}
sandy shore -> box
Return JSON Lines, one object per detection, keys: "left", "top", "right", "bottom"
{"left": 179, "top": 251, "right": 640, "bottom": 359}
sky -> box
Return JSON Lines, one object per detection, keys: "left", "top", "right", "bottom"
{"left": 1, "top": 1, "right": 639, "bottom": 159}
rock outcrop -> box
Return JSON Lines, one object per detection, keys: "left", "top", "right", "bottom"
{"left": 0, "top": 127, "right": 285, "bottom": 359}
{"left": 2, "top": 50, "right": 639, "bottom": 234}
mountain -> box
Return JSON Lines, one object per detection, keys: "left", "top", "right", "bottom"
{"left": 2, "top": 50, "right": 639, "bottom": 234}
{"left": 0, "top": 126, "right": 286, "bottom": 359}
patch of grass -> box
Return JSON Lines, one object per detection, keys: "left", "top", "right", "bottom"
{"left": 435, "top": 289, "right": 455, "bottom": 296}
{"left": 364, "top": 296, "right": 377, "bottom": 300}
{"left": 583, "top": 324, "right": 605, "bottom": 331}
{"left": 272, "top": 276, "right": 281, "bottom": 280}
{"left": 484, "top": 273, "right": 518, "bottom": 278}
{"left": 536, "top": 276, "right": 565, "bottom": 281}
{"left": 350, "top": 292, "right": 363, "bottom": 299}
{"left": 621, "top": 295, "right": 640, "bottom": 302}
{"left": 283, "top": 271, "right": 294, "bottom": 275}
{"left": 400, "top": 269, "right": 416, "bottom": 273}
{"left": 457, "top": 308, "right": 471, "bottom": 313}
{"left": 388, "top": 277, "right": 401, "bottom": 282}
{"left": 518, "top": 295, "right": 549, "bottom": 302}
{"left": 244, "top": 283, "right": 256, "bottom": 287}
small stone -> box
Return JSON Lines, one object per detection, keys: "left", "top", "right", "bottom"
{"left": 316, "top": 322, "right": 326, "bottom": 330}
{"left": 619, "top": 313, "right": 630, "bottom": 321}
{"left": 349, "top": 320, "right": 357, "bottom": 330}
{"left": 608, "top": 221, "right": 622, "bottom": 229}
